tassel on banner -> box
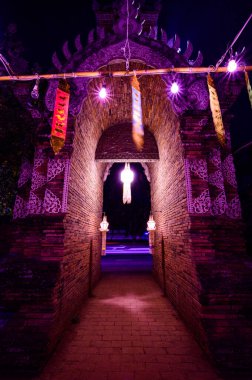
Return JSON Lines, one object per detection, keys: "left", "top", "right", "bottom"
{"left": 207, "top": 74, "right": 226, "bottom": 147}
{"left": 131, "top": 74, "right": 144, "bottom": 151}
{"left": 245, "top": 71, "right": 252, "bottom": 108}
{"left": 50, "top": 79, "right": 70, "bottom": 155}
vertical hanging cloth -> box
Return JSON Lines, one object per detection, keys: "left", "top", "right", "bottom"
{"left": 131, "top": 74, "right": 144, "bottom": 151}
{"left": 207, "top": 74, "right": 226, "bottom": 147}
{"left": 121, "top": 163, "right": 134, "bottom": 204}
{"left": 245, "top": 71, "right": 252, "bottom": 108}
{"left": 50, "top": 79, "right": 70, "bottom": 155}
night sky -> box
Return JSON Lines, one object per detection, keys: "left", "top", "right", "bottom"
{"left": 0, "top": 0, "right": 251, "bottom": 69}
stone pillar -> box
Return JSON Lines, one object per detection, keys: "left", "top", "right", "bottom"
{"left": 148, "top": 230, "right": 155, "bottom": 254}
{"left": 101, "top": 231, "right": 107, "bottom": 256}
{"left": 181, "top": 109, "right": 252, "bottom": 374}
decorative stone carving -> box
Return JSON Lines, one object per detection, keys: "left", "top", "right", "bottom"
{"left": 141, "top": 163, "right": 151, "bottom": 182}
{"left": 31, "top": 150, "right": 47, "bottom": 191}
{"left": 43, "top": 189, "right": 62, "bottom": 214}
{"left": 47, "top": 159, "right": 66, "bottom": 182}
{"left": 31, "top": 172, "right": 47, "bottom": 191}
{"left": 13, "top": 195, "right": 28, "bottom": 219}
{"left": 28, "top": 191, "right": 43, "bottom": 215}
{"left": 45, "top": 40, "right": 209, "bottom": 117}
{"left": 186, "top": 79, "right": 209, "bottom": 110}
{"left": 191, "top": 189, "right": 211, "bottom": 214}
{"left": 184, "top": 159, "right": 211, "bottom": 214}
{"left": 188, "top": 159, "right": 208, "bottom": 181}
{"left": 208, "top": 170, "right": 225, "bottom": 190}
{"left": 222, "top": 154, "right": 237, "bottom": 188}
{"left": 208, "top": 148, "right": 221, "bottom": 169}
{"left": 211, "top": 191, "right": 227, "bottom": 216}
{"left": 18, "top": 160, "right": 32, "bottom": 188}
{"left": 113, "top": 1, "right": 141, "bottom": 36}
{"left": 226, "top": 195, "right": 242, "bottom": 219}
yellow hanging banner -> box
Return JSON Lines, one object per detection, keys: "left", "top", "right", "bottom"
{"left": 245, "top": 71, "right": 252, "bottom": 108}
{"left": 207, "top": 74, "right": 226, "bottom": 146}
{"left": 131, "top": 74, "right": 144, "bottom": 151}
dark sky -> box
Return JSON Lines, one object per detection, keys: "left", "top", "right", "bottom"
{"left": 0, "top": 0, "right": 251, "bottom": 69}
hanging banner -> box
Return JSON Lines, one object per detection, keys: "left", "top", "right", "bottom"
{"left": 245, "top": 71, "right": 252, "bottom": 108}
{"left": 50, "top": 79, "right": 70, "bottom": 155}
{"left": 207, "top": 74, "right": 226, "bottom": 147}
{"left": 121, "top": 163, "right": 134, "bottom": 204}
{"left": 131, "top": 74, "right": 144, "bottom": 151}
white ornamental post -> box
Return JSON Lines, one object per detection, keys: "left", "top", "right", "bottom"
{"left": 147, "top": 214, "right": 156, "bottom": 254}
{"left": 99, "top": 214, "right": 109, "bottom": 256}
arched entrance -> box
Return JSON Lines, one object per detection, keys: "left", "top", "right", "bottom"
{"left": 96, "top": 121, "right": 158, "bottom": 255}
{"left": 103, "top": 162, "right": 151, "bottom": 242}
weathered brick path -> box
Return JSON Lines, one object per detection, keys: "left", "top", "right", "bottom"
{"left": 35, "top": 273, "right": 222, "bottom": 380}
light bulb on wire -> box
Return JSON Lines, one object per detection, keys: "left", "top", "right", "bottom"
{"left": 227, "top": 59, "right": 237, "bottom": 73}
{"left": 99, "top": 84, "right": 107, "bottom": 99}
{"left": 170, "top": 82, "right": 179, "bottom": 94}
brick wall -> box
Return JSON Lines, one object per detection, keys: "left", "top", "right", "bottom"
{"left": 141, "top": 77, "right": 209, "bottom": 351}
{"left": 181, "top": 111, "right": 252, "bottom": 374}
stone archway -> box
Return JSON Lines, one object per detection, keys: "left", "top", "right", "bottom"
{"left": 64, "top": 66, "right": 208, "bottom": 357}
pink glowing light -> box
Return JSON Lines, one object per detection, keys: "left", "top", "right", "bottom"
{"left": 170, "top": 82, "right": 179, "bottom": 94}
{"left": 99, "top": 86, "right": 107, "bottom": 99}
{"left": 227, "top": 59, "right": 237, "bottom": 73}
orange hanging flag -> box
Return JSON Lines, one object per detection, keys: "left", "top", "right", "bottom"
{"left": 245, "top": 71, "right": 252, "bottom": 108}
{"left": 131, "top": 74, "right": 144, "bottom": 151}
{"left": 207, "top": 74, "right": 226, "bottom": 147}
{"left": 50, "top": 79, "right": 70, "bottom": 155}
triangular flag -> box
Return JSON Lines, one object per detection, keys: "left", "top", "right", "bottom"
{"left": 207, "top": 74, "right": 226, "bottom": 147}
{"left": 245, "top": 71, "right": 252, "bottom": 108}
{"left": 50, "top": 79, "right": 70, "bottom": 155}
{"left": 131, "top": 75, "right": 144, "bottom": 151}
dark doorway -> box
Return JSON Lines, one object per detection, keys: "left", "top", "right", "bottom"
{"left": 102, "top": 162, "right": 152, "bottom": 272}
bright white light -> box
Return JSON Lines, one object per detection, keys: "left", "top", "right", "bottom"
{"left": 171, "top": 82, "right": 179, "bottom": 94}
{"left": 227, "top": 59, "right": 237, "bottom": 73}
{"left": 99, "top": 86, "right": 107, "bottom": 99}
{"left": 120, "top": 163, "right": 134, "bottom": 184}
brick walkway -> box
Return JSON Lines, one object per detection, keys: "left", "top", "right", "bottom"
{"left": 35, "top": 273, "right": 222, "bottom": 380}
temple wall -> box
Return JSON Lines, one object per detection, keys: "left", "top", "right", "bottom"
{"left": 180, "top": 112, "right": 252, "bottom": 373}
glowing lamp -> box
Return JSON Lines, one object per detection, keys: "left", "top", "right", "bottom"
{"left": 99, "top": 85, "right": 107, "bottom": 99}
{"left": 147, "top": 214, "right": 156, "bottom": 231}
{"left": 170, "top": 82, "right": 179, "bottom": 94}
{"left": 120, "top": 163, "right": 134, "bottom": 204}
{"left": 121, "top": 163, "right": 134, "bottom": 184}
{"left": 227, "top": 59, "right": 237, "bottom": 73}
{"left": 99, "top": 215, "right": 109, "bottom": 232}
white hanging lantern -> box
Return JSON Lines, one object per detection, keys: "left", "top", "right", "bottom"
{"left": 147, "top": 214, "right": 156, "bottom": 231}
{"left": 120, "top": 163, "right": 134, "bottom": 204}
{"left": 99, "top": 215, "right": 109, "bottom": 232}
